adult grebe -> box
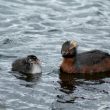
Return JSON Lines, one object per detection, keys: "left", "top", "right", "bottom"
{"left": 60, "top": 40, "right": 110, "bottom": 74}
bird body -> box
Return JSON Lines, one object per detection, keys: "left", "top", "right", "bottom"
{"left": 12, "top": 55, "right": 41, "bottom": 74}
{"left": 60, "top": 41, "right": 110, "bottom": 74}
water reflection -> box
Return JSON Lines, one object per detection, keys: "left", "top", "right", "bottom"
{"left": 57, "top": 71, "right": 110, "bottom": 103}
{"left": 59, "top": 72, "right": 76, "bottom": 94}
{"left": 59, "top": 71, "right": 110, "bottom": 91}
{"left": 12, "top": 72, "right": 42, "bottom": 88}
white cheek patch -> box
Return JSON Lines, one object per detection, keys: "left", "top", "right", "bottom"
{"left": 30, "top": 64, "right": 42, "bottom": 74}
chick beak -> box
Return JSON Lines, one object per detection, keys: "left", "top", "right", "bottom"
{"left": 36, "top": 59, "right": 41, "bottom": 64}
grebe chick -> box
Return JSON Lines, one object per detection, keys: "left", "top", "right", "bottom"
{"left": 12, "top": 55, "right": 42, "bottom": 74}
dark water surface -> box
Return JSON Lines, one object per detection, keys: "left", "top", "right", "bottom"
{"left": 0, "top": 0, "right": 110, "bottom": 110}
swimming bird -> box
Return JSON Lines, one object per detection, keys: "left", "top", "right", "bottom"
{"left": 12, "top": 55, "right": 42, "bottom": 74}
{"left": 60, "top": 40, "right": 110, "bottom": 74}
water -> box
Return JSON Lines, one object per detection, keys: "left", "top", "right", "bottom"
{"left": 0, "top": 0, "right": 110, "bottom": 110}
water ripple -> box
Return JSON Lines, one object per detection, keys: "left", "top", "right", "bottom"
{"left": 0, "top": 0, "right": 110, "bottom": 110}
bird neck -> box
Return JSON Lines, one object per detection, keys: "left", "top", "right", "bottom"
{"left": 63, "top": 57, "right": 76, "bottom": 65}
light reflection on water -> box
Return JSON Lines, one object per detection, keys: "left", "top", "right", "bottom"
{"left": 0, "top": 0, "right": 110, "bottom": 109}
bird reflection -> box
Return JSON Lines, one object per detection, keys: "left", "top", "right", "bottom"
{"left": 57, "top": 71, "right": 110, "bottom": 103}
{"left": 12, "top": 72, "right": 42, "bottom": 88}
{"left": 59, "top": 71, "right": 110, "bottom": 93}
{"left": 59, "top": 71, "right": 110, "bottom": 92}
{"left": 59, "top": 72, "right": 76, "bottom": 94}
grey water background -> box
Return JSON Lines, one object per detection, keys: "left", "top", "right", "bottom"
{"left": 0, "top": 0, "right": 110, "bottom": 110}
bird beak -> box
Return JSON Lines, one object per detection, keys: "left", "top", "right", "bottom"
{"left": 36, "top": 59, "right": 41, "bottom": 64}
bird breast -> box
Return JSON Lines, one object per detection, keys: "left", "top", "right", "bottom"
{"left": 30, "top": 64, "right": 42, "bottom": 74}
